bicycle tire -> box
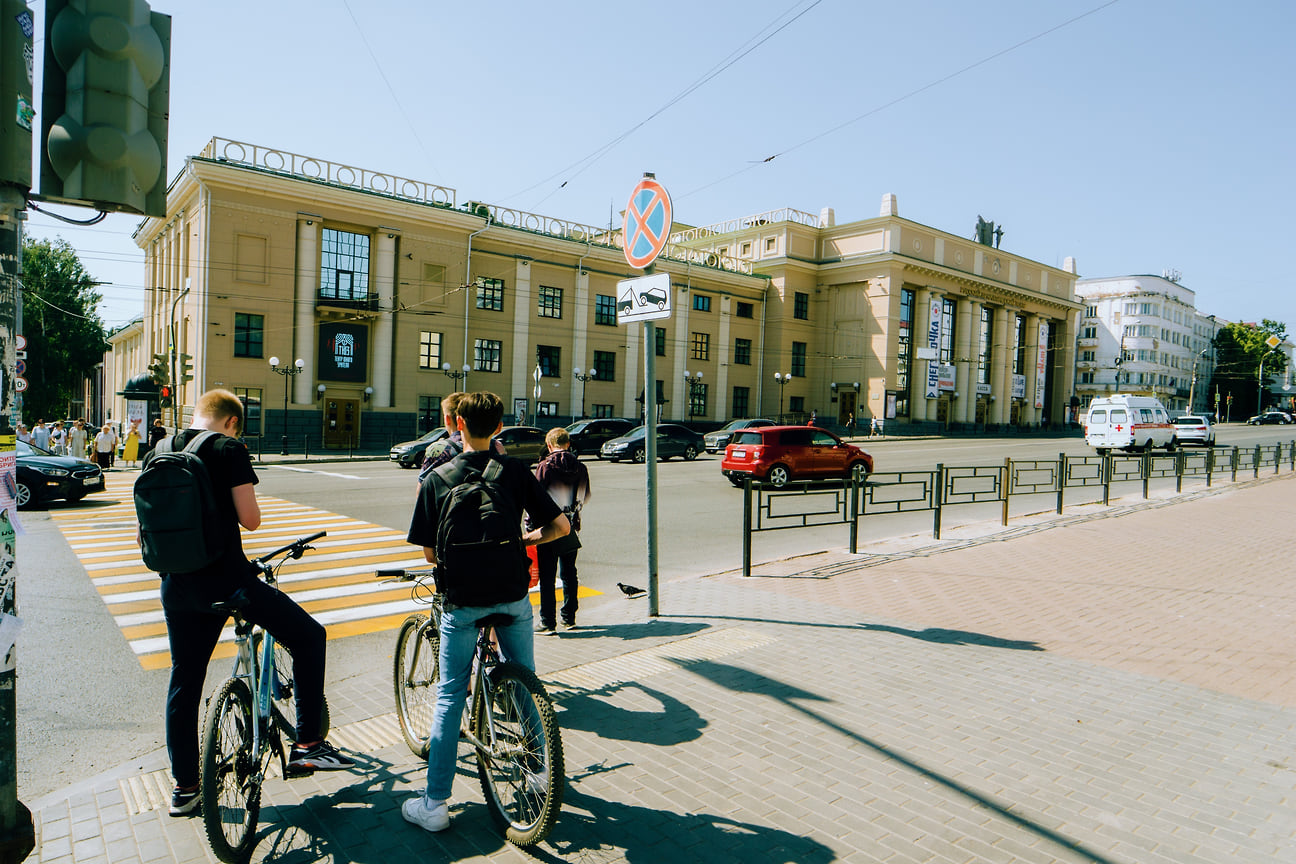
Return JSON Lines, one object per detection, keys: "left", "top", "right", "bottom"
{"left": 200, "top": 678, "right": 261, "bottom": 864}
{"left": 393, "top": 613, "right": 439, "bottom": 758}
{"left": 270, "top": 640, "right": 331, "bottom": 743}
{"left": 473, "top": 662, "right": 564, "bottom": 846}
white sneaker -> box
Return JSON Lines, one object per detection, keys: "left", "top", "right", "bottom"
{"left": 402, "top": 795, "right": 450, "bottom": 833}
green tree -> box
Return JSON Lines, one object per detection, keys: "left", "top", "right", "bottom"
{"left": 1210, "top": 319, "right": 1289, "bottom": 418}
{"left": 20, "top": 237, "right": 108, "bottom": 422}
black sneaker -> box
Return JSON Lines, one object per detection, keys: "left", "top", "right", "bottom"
{"left": 287, "top": 740, "right": 355, "bottom": 772}
{"left": 535, "top": 623, "right": 556, "bottom": 635}
{"left": 169, "top": 786, "right": 200, "bottom": 817}
{"left": 560, "top": 620, "right": 577, "bottom": 631}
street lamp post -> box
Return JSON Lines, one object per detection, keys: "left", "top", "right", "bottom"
{"left": 774, "top": 372, "right": 790, "bottom": 421}
{"left": 269, "top": 356, "right": 304, "bottom": 455}
{"left": 1258, "top": 348, "right": 1278, "bottom": 414}
{"left": 1187, "top": 348, "right": 1208, "bottom": 413}
{"left": 572, "top": 367, "right": 593, "bottom": 420}
{"left": 441, "top": 362, "right": 470, "bottom": 390}
{"left": 683, "top": 370, "right": 703, "bottom": 418}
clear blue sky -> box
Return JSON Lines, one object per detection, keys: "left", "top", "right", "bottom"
{"left": 24, "top": 0, "right": 1296, "bottom": 334}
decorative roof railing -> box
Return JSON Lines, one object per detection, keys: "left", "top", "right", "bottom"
{"left": 669, "top": 207, "right": 821, "bottom": 242}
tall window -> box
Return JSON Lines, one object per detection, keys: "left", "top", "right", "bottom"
{"left": 939, "top": 299, "right": 956, "bottom": 363}
{"left": 1014, "top": 315, "right": 1027, "bottom": 375}
{"left": 537, "top": 401, "right": 559, "bottom": 418}
{"left": 592, "top": 350, "right": 615, "bottom": 381}
{"left": 732, "top": 386, "right": 750, "bottom": 418}
{"left": 692, "top": 294, "right": 712, "bottom": 312}
{"left": 537, "top": 345, "right": 561, "bottom": 377}
{"left": 689, "top": 383, "right": 708, "bottom": 418}
{"left": 474, "top": 339, "right": 502, "bottom": 372}
{"left": 794, "top": 291, "right": 809, "bottom": 320}
{"left": 734, "top": 337, "right": 752, "bottom": 365}
{"left": 476, "top": 277, "right": 504, "bottom": 311}
{"left": 896, "top": 288, "right": 914, "bottom": 417}
{"left": 234, "top": 313, "right": 263, "bottom": 358}
{"left": 595, "top": 294, "right": 617, "bottom": 325}
{"left": 791, "top": 341, "right": 807, "bottom": 377}
{"left": 691, "top": 332, "right": 710, "bottom": 361}
{"left": 418, "top": 331, "right": 442, "bottom": 369}
{"left": 418, "top": 395, "right": 440, "bottom": 432}
{"left": 320, "top": 229, "right": 370, "bottom": 301}
{"left": 233, "top": 387, "right": 262, "bottom": 436}
{"left": 538, "top": 285, "right": 562, "bottom": 319}
{"left": 736, "top": 301, "right": 754, "bottom": 318}
{"left": 789, "top": 395, "right": 805, "bottom": 414}
{"left": 655, "top": 328, "right": 666, "bottom": 357}
{"left": 977, "top": 307, "right": 993, "bottom": 385}
{"left": 591, "top": 404, "right": 613, "bottom": 418}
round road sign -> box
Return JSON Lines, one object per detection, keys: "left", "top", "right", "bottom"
{"left": 623, "top": 178, "right": 672, "bottom": 270}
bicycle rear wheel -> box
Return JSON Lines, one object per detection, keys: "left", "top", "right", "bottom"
{"left": 200, "top": 678, "right": 260, "bottom": 864}
{"left": 473, "top": 662, "right": 564, "bottom": 846}
{"left": 393, "top": 613, "right": 439, "bottom": 757}
{"left": 270, "top": 640, "right": 331, "bottom": 743}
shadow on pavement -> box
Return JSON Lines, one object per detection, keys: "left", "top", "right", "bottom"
{"left": 858, "top": 623, "right": 1044, "bottom": 650}
{"left": 555, "top": 680, "right": 705, "bottom": 746}
{"left": 675, "top": 657, "right": 1123, "bottom": 864}
{"left": 554, "top": 619, "right": 710, "bottom": 641}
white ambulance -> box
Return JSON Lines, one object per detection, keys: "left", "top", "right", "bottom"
{"left": 1083, "top": 395, "right": 1177, "bottom": 454}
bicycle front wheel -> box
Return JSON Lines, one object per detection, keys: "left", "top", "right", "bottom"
{"left": 270, "top": 640, "right": 331, "bottom": 743}
{"left": 200, "top": 678, "right": 261, "bottom": 864}
{"left": 474, "top": 662, "right": 564, "bottom": 846}
{"left": 393, "top": 613, "right": 439, "bottom": 757}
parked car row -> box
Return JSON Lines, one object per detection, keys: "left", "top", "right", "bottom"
{"left": 600, "top": 424, "right": 704, "bottom": 462}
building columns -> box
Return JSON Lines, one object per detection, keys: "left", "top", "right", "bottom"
{"left": 293, "top": 217, "right": 319, "bottom": 404}
{"left": 1023, "top": 313, "right": 1042, "bottom": 425}
{"left": 371, "top": 231, "right": 397, "bottom": 408}
{"left": 912, "top": 289, "right": 937, "bottom": 422}
{"left": 954, "top": 297, "right": 977, "bottom": 424}
{"left": 990, "top": 306, "right": 1011, "bottom": 426}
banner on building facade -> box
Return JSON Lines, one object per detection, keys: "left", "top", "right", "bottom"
{"left": 1011, "top": 374, "right": 1026, "bottom": 400}
{"left": 924, "top": 297, "right": 942, "bottom": 398}
{"left": 1034, "top": 321, "right": 1049, "bottom": 409}
{"left": 318, "top": 322, "right": 369, "bottom": 383}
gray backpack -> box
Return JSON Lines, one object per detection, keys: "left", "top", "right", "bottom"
{"left": 134, "top": 431, "right": 225, "bottom": 573}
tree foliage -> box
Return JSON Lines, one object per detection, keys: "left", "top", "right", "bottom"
{"left": 1210, "top": 319, "right": 1289, "bottom": 417}
{"left": 20, "top": 237, "right": 108, "bottom": 422}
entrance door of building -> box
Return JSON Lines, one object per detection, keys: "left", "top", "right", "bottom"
{"left": 323, "top": 399, "right": 360, "bottom": 449}
{"left": 837, "top": 391, "right": 857, "bottom": 426}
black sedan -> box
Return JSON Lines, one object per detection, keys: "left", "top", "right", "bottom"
{"left": 389, "top": 427, "right": 449, "bottom": 468}
{"left": 1247, "top": 411, "right": 1293, "bottom": 425}
{"left": 703, "top": 418, "right": 775, "bottom": 453}
{"left": 600, "top": 424, "right": 704, "bottom": 463}
{"left": 16, "top": 440, "right": 105, "bottom": 509}
{"left": 565, "top": 418, "right": 634, "bottom": 458}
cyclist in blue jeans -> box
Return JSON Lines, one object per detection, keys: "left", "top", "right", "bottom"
{"left": 403, "top": 391, "right": 569, "bottom": 833}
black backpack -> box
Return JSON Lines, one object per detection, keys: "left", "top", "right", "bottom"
{"left": 433, "top": 456, "right": 528, "bottom": 607}
{"left": 134, "top": 430, "right": 226, "bottom": 574}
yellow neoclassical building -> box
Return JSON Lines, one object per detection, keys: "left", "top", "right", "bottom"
{"left": 129, "top": 137, "right": 1080, "bottom": 448}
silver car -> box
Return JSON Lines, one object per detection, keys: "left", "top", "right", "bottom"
{"left": 1172, "top": 415, "right": 1215, "bottom": 447}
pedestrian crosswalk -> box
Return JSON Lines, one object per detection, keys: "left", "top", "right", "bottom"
{"left": 50, "top": 492, "right": 599, "bottom": 670}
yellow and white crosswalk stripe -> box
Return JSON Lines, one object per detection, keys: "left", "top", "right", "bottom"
{"left": 51, "top": 492, "right": 600, "bottom": 670}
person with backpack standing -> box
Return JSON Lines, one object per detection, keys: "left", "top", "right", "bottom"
{"left": 532, "top": 427, "right": 590, "bottom": 634}
{"left": 416, "top": 392, "right": 507, "bottom": 488}
{"left": 136, "top": 389, "right": 354, "bottom": 818}
{"left": 402, "top": 391, "right": 570, "bottom": 834}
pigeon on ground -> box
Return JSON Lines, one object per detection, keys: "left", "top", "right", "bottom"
{"left": 617, "top": 582, "right": 647, "bottom": 598}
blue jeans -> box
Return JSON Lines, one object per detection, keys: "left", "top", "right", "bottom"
{"left": 423, "top": 594, "right": 535, "bottom": 801}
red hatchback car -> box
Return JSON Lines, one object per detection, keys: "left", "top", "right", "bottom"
{"left": 721, "top": 425, "right": 873, "bottom": 487}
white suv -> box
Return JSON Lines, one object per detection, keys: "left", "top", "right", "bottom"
{"left": 1172, "top": 414, "right": 1215, "bottom": 447}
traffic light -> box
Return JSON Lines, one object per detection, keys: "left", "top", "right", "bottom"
{"left": 148, "top": 352, "right": 168, "bottom": 385}
{"left": 159, "top": 384, "right": 172, "bottom": 408}
{"left": 39, "top": 0, "right": 171, "bottom": 217}
{"left": 0, "top": 0, "right": 34, "bottom": 191}
{"left": 178, "top": 352, "right": 193, "bottom": 384}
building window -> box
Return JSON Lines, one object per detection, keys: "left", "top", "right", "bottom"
{"left": 736, "top": 301, "right": 754, "bottom": 318}
{"left": 418, "top": 331, "right": 442, "bottom": 370}
{"left": 233, "top": 387, "right": 262, "bottom": 436}
{"left": 476, "top": 277, "right": 505, "bottom": 311}
{"left": 1081, "top": 350, "right": 1096, "bottom": 362}
{"left": 595, "top": 294, "right": 617, "bottom": 325}
{"left": 740, "top": 241, "right": 752, "bottom": 256}
{"left": 691, "top": 332, "right": 710, "bottom": 361}
{"left": 320, "top": 229, "right": 370, "bottom": 301}
{"left": 538, "top": 285, "right": 562, "bottom": 319}
{"left": 655, "top": 328, "right": 666, "bottom": 357}
{"left": 537, "top": 345, "right": 561, "bottom": 377}
{"left": 1084, "top": 305, "right": 1098, "bottom": 318}
{"left": 688, "top": 382, "right": 708, "bottom": 418}
{"left": 591, "top": 404, "right": 614, "bottom": 418}
{"left": 1079, "top": 371, "right": 1095, "bottom": 384}
{"left": 692, "top": 294, "right": 712, "bottom": 312}
{"left": 537, "top": 401, "right": 559, "bottom": 418}
{"left": 734, "top": 337, "right": 752, "bottom": 365}
{"left": 474, "top": 339, "right": 502, "bottom": 372}
{"left": 732, "top": 386, "right": 750, "bottom": 418}
{"left": 1015, "top": 315, "right": 1027, "bottom": 375}
{"left": 791, "top": 341, "right": 807, "bottom": 377}
{"left": 233, "top": 313, "right": 263, "bottom": 358}
{"left": 1081, "top": 325, "right": 1098, "bottom": 339}
{"left": 896, "top": 288, "right": 914, "bottom": 417}
{"left": 765, "top": 237, "right": 777, "bottom": 254}
{"left": 977, "top": 307, "right": 993, "bottom": 385}
{"left": 794, "top": 292, "right": 809, "bottom": 320}
{"left": 592, "top": 350, "right": 615, "bottom": 381}
{"left": 939, "top": 300, "right": 956, "bottom": 363}
{"left": 789, "top": 395, "right": 805, "bottom": 414}
{"left": 418, "top": 395, "right": 440, "bottom": 432}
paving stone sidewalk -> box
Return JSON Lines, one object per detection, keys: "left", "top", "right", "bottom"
{"left": 27, "top": 475, "right": 1296, "bottom": 863}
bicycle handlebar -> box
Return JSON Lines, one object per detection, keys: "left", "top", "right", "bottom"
{"left": 375, "top": 567, "right": 435, "bottom": 583}
{"left": 252, "top": 531, "right": 327, "bottom": 567}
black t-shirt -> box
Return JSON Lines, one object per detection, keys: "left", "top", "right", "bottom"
{"left": 142, "top": 429, "right": 259, "bottom": 578}
{"left": 407, "top": 450, "right": 562, "bottom": 602}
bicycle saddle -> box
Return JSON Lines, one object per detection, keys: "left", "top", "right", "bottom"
{"left": 474, "top": 613, "right": 515, "bottom": 629}
{"left": 211, "top": 588, "right": 252, "bottom": 614}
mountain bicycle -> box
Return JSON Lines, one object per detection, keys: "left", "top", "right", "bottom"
{"left": 379, "top": 567, "right": 564, "bottom": 846}
{"left": 199, "top": 531, "right": 330, "bottom": 863}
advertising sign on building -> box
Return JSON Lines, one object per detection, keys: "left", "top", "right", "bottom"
{"left": 1035, "top": 321, "right": 1049, "bottom": 409}
{"left": 938, "top": 364, "right": 956, "bottom": 391}
{"left": 318, "top": 322, "right": 369, "bottom": 383}
{"left": 1011, "top": 374, "right": 1026, "bottom": 400}
{"left": 924, "top": 297, "right": 943, "bottom": 399}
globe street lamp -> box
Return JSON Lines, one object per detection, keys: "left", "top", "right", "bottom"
{"left": 442, "top": 362, "right": 470, "bottom": 390}
{"left": 774, "top": 371, "right": 790, "bottom": 421}
{"left": 683, "top": 370, "right": 703, "bottom": 418}
{"left": 572, "top": 366, "right": 594, "bottom": 419}
{"left": 269, "top": 356, "right": 304, "bottom": 455}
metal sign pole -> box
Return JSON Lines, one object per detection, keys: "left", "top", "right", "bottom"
{"left": 644, "top": 316, "right": 659, "bottom": 616}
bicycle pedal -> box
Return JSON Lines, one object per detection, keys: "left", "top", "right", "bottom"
{"left": 283, "top": 764, "right": 316, "bottom": 779}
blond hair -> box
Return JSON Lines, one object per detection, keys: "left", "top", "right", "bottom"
{"left": 545, "top": 427, "right": 569, "bottom": 449}
{"left": 195, "top": 389, "right": 245, "bottom": 430}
